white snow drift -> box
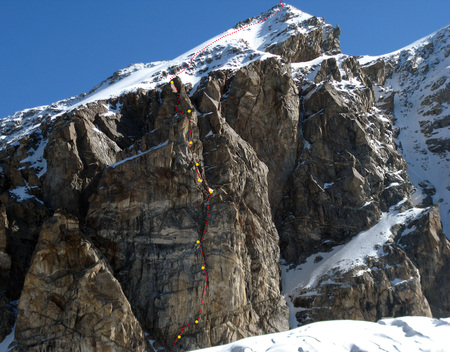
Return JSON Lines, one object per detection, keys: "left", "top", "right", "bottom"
{"left": 191, "top": 316, "right": 450, "bottom": 352}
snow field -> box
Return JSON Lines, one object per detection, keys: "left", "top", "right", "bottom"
{"left": 191, "top": 316, "right": 450, "bottom": 352}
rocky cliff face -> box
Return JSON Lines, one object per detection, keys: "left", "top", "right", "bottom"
{"left": 0, "top": 3, "right": 449, "bottom": 351}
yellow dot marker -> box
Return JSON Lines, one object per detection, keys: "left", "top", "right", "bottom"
{"left": 195, "top": 320, "right": 199, "bottom": 324}
{"left": 189, "top": 141, "right": 193, "bottom": 145}
{"left": 188, "top": 109, "right": 191, "bottom": 113}
{"left": 198, "top": 178, "right": 201, "bottom": 182}
{"left": 196, "top": 240, "right": 200, "bottom": 244}
{"left": 196, "top": 162, "right": 199, "bottom": 166}
{"left": 201, "top": 266, "right": 205, "bottom": 270}
{"left": 170, "top": 81, "right": 174, "bottom": 84}
{"left": 209, "top": 189, "right": 213, "bottom": 194}
{"left": 178, "top": 335, "right": 181, "bottom": 339}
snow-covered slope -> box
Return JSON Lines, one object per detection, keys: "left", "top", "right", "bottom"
{"left": 191, "top": 316, "right": 450, "bottom": 352}
{"left": 361, "top": 25, "right": 450, "bottom": 237}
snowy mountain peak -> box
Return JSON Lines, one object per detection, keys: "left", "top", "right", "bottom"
{"left": 77, "top": 2, "right": 336, "bottom": 104}
{"left": 233, "top": 3, "right": 313, "bottom": 30}
{"left": 0, "top": 3, "right": 341, "bottom": 150}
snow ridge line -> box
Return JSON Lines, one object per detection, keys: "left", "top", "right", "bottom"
{"left": 169, "top": 0, "right": 285, "bottom": 81}
{"left": 169, "top": 2, "right": 284, "bottom": 350}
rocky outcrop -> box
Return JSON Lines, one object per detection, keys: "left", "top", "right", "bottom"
{"left": 397, "top": 205, "right": 450, "bottom": 317}
{"left": 267, "top": 16, "right": 341, "bottom": 62}
{"left": 361, "top": 59, "right": 386, "bottom": 85}
{"left": 42, "top": 104, "right": 124, "bottom": 216}
{"left": 13, "top": 211, "right": 148, "bottom": 351}
{"left": 0, "top": 160, "right": 51, "bottom": 342}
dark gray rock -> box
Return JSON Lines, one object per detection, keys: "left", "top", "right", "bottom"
{"left": 397, "top": 205, "right": 450, "bottom": 317}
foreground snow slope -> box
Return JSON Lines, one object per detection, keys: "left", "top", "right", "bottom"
{"left": 191, "top": 316, "right": 450, "bottom": 352}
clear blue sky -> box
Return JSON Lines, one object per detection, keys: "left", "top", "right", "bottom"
{"left": 1, "top": 0, "right": 448, "bottom": 119}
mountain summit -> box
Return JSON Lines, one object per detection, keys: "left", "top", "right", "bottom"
{"left": 1, "top": 3, "right": 341, "bottom": 150}
{"left": 0, "top": 3, "right": 449, "bottom": 351}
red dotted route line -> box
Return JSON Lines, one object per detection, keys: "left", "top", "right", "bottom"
{"left": 169, "top": 0, "right": 284, "bottom": 81}
{"left": 169, "top": 2, "right": 284, "bottom": 350}
{"left": 169, "top": 82, "right": 212, "bottom": 352}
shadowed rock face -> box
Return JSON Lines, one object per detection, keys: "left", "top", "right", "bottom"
{"left": 0, "top": 5, "right": 449, "bottom": 352}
